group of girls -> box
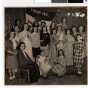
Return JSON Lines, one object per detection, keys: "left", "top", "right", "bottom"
{"left": 5, "top": 17, "right": 87, "bottom": 81}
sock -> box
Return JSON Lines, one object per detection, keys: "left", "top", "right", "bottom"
{"left": 13, "top": 76, "right": 15, "bottom": 79}
{"left": 10, "top": 76, "right": 12, "bottom": 80}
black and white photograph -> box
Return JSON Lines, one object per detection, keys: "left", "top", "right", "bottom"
{"left": 4, "top": 7, "right": 87, "bottom": 85}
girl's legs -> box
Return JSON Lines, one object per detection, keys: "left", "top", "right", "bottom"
{"left": 77, "top": 64, "right": 82, "bottom": 74}
{"left": 8, "top": 69, "right": 12, "bottom": 80}
{"left": 12, "top": 68, "right": 15, "bottom": 80}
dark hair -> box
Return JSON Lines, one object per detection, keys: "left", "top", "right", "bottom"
{"left": 9, "top": 30, "right": 15, "bottom": 38}
{"left": 71, "top": 25, "right": 77, "bottom": 33}
{"left": 65, "top": 29, "right": 71, "bottom": 35}
{"left": 51, "top": 29, "right": 57, "bottom": 35}
{"left": 21, "top": 23, "right": 28, "bottom": 32}
{"left": 50, "top": 21, "right": 56, "bottom": 29}
{"left": 41, "top": 21, "right": 46, "bottom": 26}
{"left": 78, "top": 25, "right": 85, "bottom": 32}
{"left": 15, "top": 19, "right": 21, "bottom": 24}
{"left": 56, "top": 25, "right": 62, "bottom": 31}
{"left": 58, "top": 49, "right": 64, "bottom": 57}
{"left": 32, "top": 21, "right": 39, "bottom": 27}
{"left": 31, "top": 26, "right": 38, "bottom": 33}
{"left": 75, "top": 34, "right": 83, "bottom": 41}
{"left": 18, "top": 42, "right": 25, "bottom": 50}
{"left": 61, "top": 17, "right": 67, "bottom": 23}
{"left": 40, "top": 50, "right": 45, "bottom": 54}
{"left": 41, "top": 26, "right": 48, "bottom": 33}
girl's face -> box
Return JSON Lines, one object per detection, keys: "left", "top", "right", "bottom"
{"left": 52, "top": 23, "right": 55, "bottom": 28}
{"left": 67, "top": 30, "right": 70, "bottom": 35}
{"left": 34, "top": 27, "right": 37, "bottom": 33}
{"left": 43, "top": 27, "right": 47, "bottom": 32}
{"left": 72, "top": 27, "right": 76, "bottom": 33}
{"left": 59, "top": 51, "right": 63, "bottom": 56}
{"left": 24, "top": 24, "right": 28, "bottom": 30}
{"left": 35, "top": 22, "right": 38, "bottom": 26}
{"left": 16, "top": 20, "right": 20, "bottom": 25}
{"left": 79, "top": 26, "right": 83, "bottom": 32}
{"left": 53, "top": 30, "right": 56, "bottom": 35}
{"left": 77, "top": 35, "right": 81, "bottom": 41}
{"left": 10, "top": 32, "right": 14, "bottom": 38}
{"left": 57, "top": 26, "right": 62, "bottom": 31}
{"left": 41, "top": 51, "right": 45, "bottom": 56}
{"left": 14, "top": 26, "right": 19, "bottom": 32}
{"left": 63, "top": 18, "right": 66, "bottom": 23}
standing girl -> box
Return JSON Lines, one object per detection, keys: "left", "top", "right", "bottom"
{"left": 5, "top": 31, "right": 18, "bottom": 83}
{"left": 63, "top": 29, "right": 74, "bottom": 66}
{"left": 31, "top": 26, "right": 40, "bottom": 63}
{"left": 74, "top": 34, "right": 84, "bottom": 76}
{"left": 49, "top": 29, "right": 58, "bottom": 66}
{"left": 40, "top": 26, "right": 50, "bottom": 57}
{"left": 61, "top": 17, "right": 69, "bottom": 33}
{"left": 20, "top": 23, "right": 33, "bottom": 61}
{"left": 78, "top": 25, "right": 87, "bottom": 58}
{"left": 56, "top": 24, "right": 64, "bottom": 56}
{"left": 49, "top": 22, "right": 56, "bottom": 34}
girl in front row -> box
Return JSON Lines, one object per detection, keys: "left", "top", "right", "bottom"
{"left": 37, "top": 50, "right": 52, "bottom": 79}
{"left": 52, "top": 49, "right": 66, "bottom": 77}
{"left": 74, "top": 34, "right": 84, "bottom": 77}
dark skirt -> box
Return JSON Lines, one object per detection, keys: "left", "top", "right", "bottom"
{"left": 6, "top": 55, "right": 18, "bottom": 69}
{"left": 32, "top": 47, "right": 40, "bottom": 57}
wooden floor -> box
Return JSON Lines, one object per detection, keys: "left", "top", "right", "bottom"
{"left": 5, "top": 58, "right": 87, "bottom": 85}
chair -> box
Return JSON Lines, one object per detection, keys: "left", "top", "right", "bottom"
{"left": 18, "top": 68, "right": 30, "bottom": 83}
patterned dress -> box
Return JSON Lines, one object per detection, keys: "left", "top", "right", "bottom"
{"left": 49, "top": 35, "right": 58, "bottom": 66}
{"left": 63, "top": 35, "right": 74, "bottom": 66}
{"left": 74, "top": 41, "right": 84, "bottom": 65}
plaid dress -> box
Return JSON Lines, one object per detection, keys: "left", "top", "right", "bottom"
{"left": 74, "top": 41, "right": 84, "bottom": 65}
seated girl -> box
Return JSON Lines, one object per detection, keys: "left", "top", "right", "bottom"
{"left": 37, "top": 50, "right": 52, "bottom": 79}
{"left": 52, "top": 49, "right": 66, "bottom": 77}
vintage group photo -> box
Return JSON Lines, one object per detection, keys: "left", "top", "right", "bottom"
{"left": 5, "top": 7, "right": 87, "bottom": 85}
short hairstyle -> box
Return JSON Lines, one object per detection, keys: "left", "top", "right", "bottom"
{"left": 71, "top": 25, "right": 77, "bottom": 33}
{"left": 56, "top": 25, "right": 62, "bottom": 31}
{"left": 75, "top": 34, "right": 83, "bottom": 41}
{"left": 32, "top": 21, "right": 39, "bottom": 27}
{"left": 58, "top": 49, "right": 64, "bottom": 57}
{"left": 31, "top": 26, "right": 38, "bottom": 33}
{"left": 21, "top": 23, "right": 28, "bottom": 32}
{"left": 65, "top": 29, "right": 71, "bottom": 35}
{"left": 15, "top": 19, "right": 21, "bottom": 24}
{"left": 51, "top": 29, "right": 57, "bottom": 35}
{"left": 50, "top": 21, "right": 56, "bottom": 29}
{"left": 17, "top": 42, "right": 25, "bottom": 50}
{"left": 78, "top": 25, "right": 85, "bottom": 32}
{"left": 41, "top": 21, "right": 46, "bottom": 25}
{"left": 41, "top": 26, "right": 48, "bottom": 33}
{"left": 61, "top": 17, "right": 67, "bottom": 23}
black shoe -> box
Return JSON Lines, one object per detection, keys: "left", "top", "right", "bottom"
{"left": 42, "top": 76, "right": 49, "bottom": 79}
{"left": 10, "top": 79, "right": 13, "bottom": 83}
{"left": 78, "top": 74, "right": 82, "bottom": 77}
{"left": 46, "top": 77, "right": 49, "bottom": 79}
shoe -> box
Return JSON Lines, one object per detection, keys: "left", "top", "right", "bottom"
{"left": 78, "top": 74, "right": 82, "bottom": 77}
{"left": 10, "top": 79, "right": 13, "bottom": 83}
{"left": 42, "top": 76, "right": 49, "bottom": 79}
{"left": 46, "top": 77, "right": 49, "bottom": 79}
{"left": 57, "top": 75, "right": 63, "bottom": 77}
{"left": 12, "top": 78, "right": 17, "bottom": 82}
